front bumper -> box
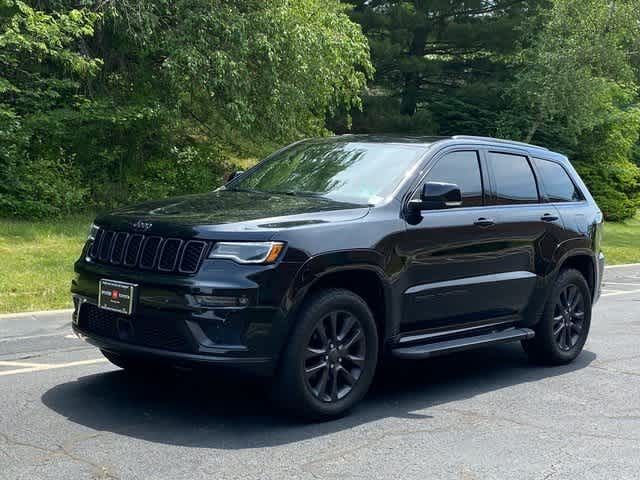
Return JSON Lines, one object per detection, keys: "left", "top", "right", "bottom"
{"left": 71, "top": 256, "right": 303, "bottom": 375}
{"left": 72, "top": 296, "right": 277, "bottom": 375}
{"left": 72, "top": 323, "right": 272, "bottom": 374}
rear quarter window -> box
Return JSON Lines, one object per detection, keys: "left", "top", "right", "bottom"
{"left": 533, "top": 158, "right": 583, "bottom": 202}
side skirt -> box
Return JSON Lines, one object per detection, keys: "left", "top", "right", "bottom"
{"left": 391, "top": 327, "right": 535, "bottom": 360}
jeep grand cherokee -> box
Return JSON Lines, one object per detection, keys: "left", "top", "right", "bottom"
{"left": 71, "top": 135, "right": 604, "bottom": 419}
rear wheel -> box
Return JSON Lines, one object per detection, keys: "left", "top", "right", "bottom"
{"left": 522, "top": 268, "right": 591, "bottom": 365}
{"left": 273, "top": 289, "right": 378, "bottom": 420}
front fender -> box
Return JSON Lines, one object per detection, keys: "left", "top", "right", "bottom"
{"left": 280, "top": 249, "right": 396, "bottom": 338}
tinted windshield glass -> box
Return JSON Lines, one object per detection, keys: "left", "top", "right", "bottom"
{"left": 228, "top": 140, "right": 426, "bottom": 205}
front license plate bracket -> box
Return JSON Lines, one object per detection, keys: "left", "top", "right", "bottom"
{"left": 98, "top": 279, "right": 136, "bottom": 315}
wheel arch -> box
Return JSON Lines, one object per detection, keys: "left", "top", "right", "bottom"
{"left": 556, "top": 250, "right": 597, "bottom": 300}
{"left": 525, "top": 248, "right": 597, "bottom": 328}
{"left": 282, "top": 251, "right": 394, "bottom": 347}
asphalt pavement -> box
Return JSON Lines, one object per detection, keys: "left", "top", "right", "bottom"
{"left": 1, "top": 265, "right": 640, "bottom": 479}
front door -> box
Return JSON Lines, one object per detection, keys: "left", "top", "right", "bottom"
{"left": 399, "top": 148, "right": 543, "bottom": 333}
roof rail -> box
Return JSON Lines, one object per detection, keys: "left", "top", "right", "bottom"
{"left": 451, "top": 135, "right": 549, "bottom": 151}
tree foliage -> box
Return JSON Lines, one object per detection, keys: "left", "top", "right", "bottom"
{"left": 347, "top": 0, "right": 640, "bottom": 220}
{"left": 2, "top": 0, "right": 640, "bottom": 220}
{"left": 0, "top": 0, "right": 372, "bottom": 217}
{"left": 0, "top": 0, "right": 101, "bottom": 217}
{"left": 344, "top": 0, "right": 540, "bottom": 134}
{"left": 501, "top": 0, "right": 640, "bottom": 219}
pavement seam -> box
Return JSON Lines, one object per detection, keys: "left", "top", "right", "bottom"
{"left": 0, "top": 431, "right": 119, "bottom": 480}
{"left": 0, "top": 358, "right": 107, "bottom": 377}
{"left": 0, "top": 309, "right": 72, "bottom": 320}
{"left": 600, "top": 288, "right": 640, "bottom": 297}
{"left": 0, "top": 360, "right": 49, "bottom": 367}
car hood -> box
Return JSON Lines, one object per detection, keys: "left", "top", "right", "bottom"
{"left": 97, "top": 189, "right": 370, "bottom": 239}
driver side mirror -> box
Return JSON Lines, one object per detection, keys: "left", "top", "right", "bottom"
{"left": 408, "top": 182, "right": 462, "bottom": 213}
{"left": 227, "top": 170, "right": 244, "bottom": 183}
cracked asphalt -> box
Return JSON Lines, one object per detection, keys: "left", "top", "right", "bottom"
{"left": 1, "top": 265, "right": 639, "bottom": 479}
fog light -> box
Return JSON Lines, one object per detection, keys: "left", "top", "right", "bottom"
{"left": 195, "top": 295, "right": 249, "bottom": 307}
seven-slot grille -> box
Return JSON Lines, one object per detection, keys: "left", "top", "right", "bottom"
{"left": 88, "top": 227, "right": 207, "bottom": 274}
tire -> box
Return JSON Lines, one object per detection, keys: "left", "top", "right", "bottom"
{"left": 101, "top": 349, "right": 163, "bottom": 375}
{"left": 522, "top": 268, "right": 591, "bottom": 365}
{"left": 272, "top": 289, "right": 379, "bottom": 421}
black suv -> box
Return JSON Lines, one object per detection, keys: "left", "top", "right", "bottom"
{"left": 71, "top": 135, "right": 604, "bottom": 419}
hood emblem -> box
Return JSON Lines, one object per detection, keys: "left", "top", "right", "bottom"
{"left": 131, "top": 220, "right": 153, "bottom": 232}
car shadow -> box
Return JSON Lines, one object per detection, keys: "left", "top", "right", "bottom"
{"left": 41, "top": 344, "right": 596, "bottom": 449}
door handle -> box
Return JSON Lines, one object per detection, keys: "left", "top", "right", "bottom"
{"left": 474, "top": 217, "right": 495, "bottom": 227}
{"left": 541, "top": 213, "right": 559, "bottom": 222}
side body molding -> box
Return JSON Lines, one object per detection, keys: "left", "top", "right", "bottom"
{"left": 404, "top": 271, "right": 538, "bottom": 295}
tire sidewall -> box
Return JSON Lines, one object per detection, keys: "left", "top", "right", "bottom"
{"left": 281, "top": 289, "right": 379, "bottom": 419}
{"left": 538, "top": 269, "right": 592, "bottom": 363}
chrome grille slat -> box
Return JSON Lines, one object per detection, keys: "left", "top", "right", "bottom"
{"left": 179, "top": 240, "right": 208, "bottom": 274}
{"left": 89, "top": 229, "right": 104, "bottom": 258}
{"left": 98, "top": 231, "right": 115, "bottom": 261}
{"left": 110, "top": 232, "right": 129, "bottom": 264}
{"left": 124, "top": 234, "right": 144, "bottom": 266}
{"left": 158, "top": 239, "right": 183, "bottom": 272}
{"left": 139, "top": 236, "right": 163, "bottom": 270}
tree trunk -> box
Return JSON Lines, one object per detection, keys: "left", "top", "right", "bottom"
{"left": 524, "top": 119, "right": 541, "bottom": 143}
{"left": 400, "top": 25, "right": 427, "bottom": 116}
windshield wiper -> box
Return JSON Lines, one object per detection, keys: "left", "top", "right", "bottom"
{"left": 226, "top": 186, "right": 264, "bottom": 194}
{"left": 276, "top": 190, "right": 324, "bottom": 198}
{"left": 227, "top": 188, "right": 370, "bottom": 206}
{"left": 226, "top": 187, "right": 319, "bottom": 197}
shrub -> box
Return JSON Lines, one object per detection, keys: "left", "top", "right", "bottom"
{"left": 572, "top": 110, "right": 640, "bottom": 222}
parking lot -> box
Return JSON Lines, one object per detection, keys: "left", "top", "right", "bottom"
{"left": 1, "top": 265, "right": 639, "bottom": 480}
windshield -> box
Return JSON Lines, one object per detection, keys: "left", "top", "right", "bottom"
{"left": 227, "top": 140, "right": 427, "bottom": 205}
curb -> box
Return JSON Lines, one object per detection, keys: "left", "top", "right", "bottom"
{"left": 0, "top": 309, "right": 73, "bottom": 320}
{"left": 604, "top": 263, "right": 640, "bottom": 269}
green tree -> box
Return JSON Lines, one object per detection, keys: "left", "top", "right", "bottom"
{"left": 0, "top": 0, "right": 101, "bottom": 217}
{"left": 501, "top": 0, "right": 640, "bottom": 220}
{"left": 344, "top": 0, "right": 539, "bottom": 134}
{"left": 348, "top": 0, "right": 640, "bottom": 220}
{"left": 503, "top": 0, "right": 640, "bottom": 143}
{"left": 0, "top": 0, "right": 373, "bottom": 217}
{"left": 101, "top": 0, "right": 373, "bottom": 139}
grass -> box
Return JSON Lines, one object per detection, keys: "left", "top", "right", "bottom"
{"left": 0, "top": 212, "right": 638, "bottom": 314}
{"left": 0, "top": 215, "right": 92, "bottom": 314}
{"left": 602, "top": 212, "right": 640, "bottom": 266}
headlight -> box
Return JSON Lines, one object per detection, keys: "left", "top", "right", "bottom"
{"left": 208, "top": 241, "right": 285, "bottom": 264}
{"left": 87, "top": 223, "right": 99, "bottom": 240}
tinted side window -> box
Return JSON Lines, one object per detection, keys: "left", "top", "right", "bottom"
{"left": 533, "top": 158, "right": 583, "bottom": 202}
{"left": 424, "top": 151, "right": 483, "bottom": 207}
{"left": 488, "top": 152, "right": 538, "bottom": 204}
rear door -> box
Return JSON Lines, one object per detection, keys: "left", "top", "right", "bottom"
{"left": 482, "top": 149, "right": 564, "bottom": 310}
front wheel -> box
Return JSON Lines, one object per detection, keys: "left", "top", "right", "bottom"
{"left": 272, "top": 289, "right": 379, "bottom": 420}
{"left": 522, "top": 268, "right": 591, "bottom": 365}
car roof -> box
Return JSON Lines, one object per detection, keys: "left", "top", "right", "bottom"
{"left": 330, "top": 134, "right": 567, "bottom": 162}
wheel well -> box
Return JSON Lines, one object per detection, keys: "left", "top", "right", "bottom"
{"left": 305, "top": 269, "right": 387, "bottom": 339}
{"left": 560, "top": 255, "right": 595, "bottom": 297}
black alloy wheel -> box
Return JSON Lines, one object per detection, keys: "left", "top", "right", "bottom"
{"left": 552, "top": 284, "right": 586, "bottom": 351}
{"left": 273, "top": 288, "right": 378, "bottom": 420}
{"left": 522, "top": 268, "right": 591, "bottom": 365}
{"left": 304, "top": 310, "right": 366, "bottom": 403}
